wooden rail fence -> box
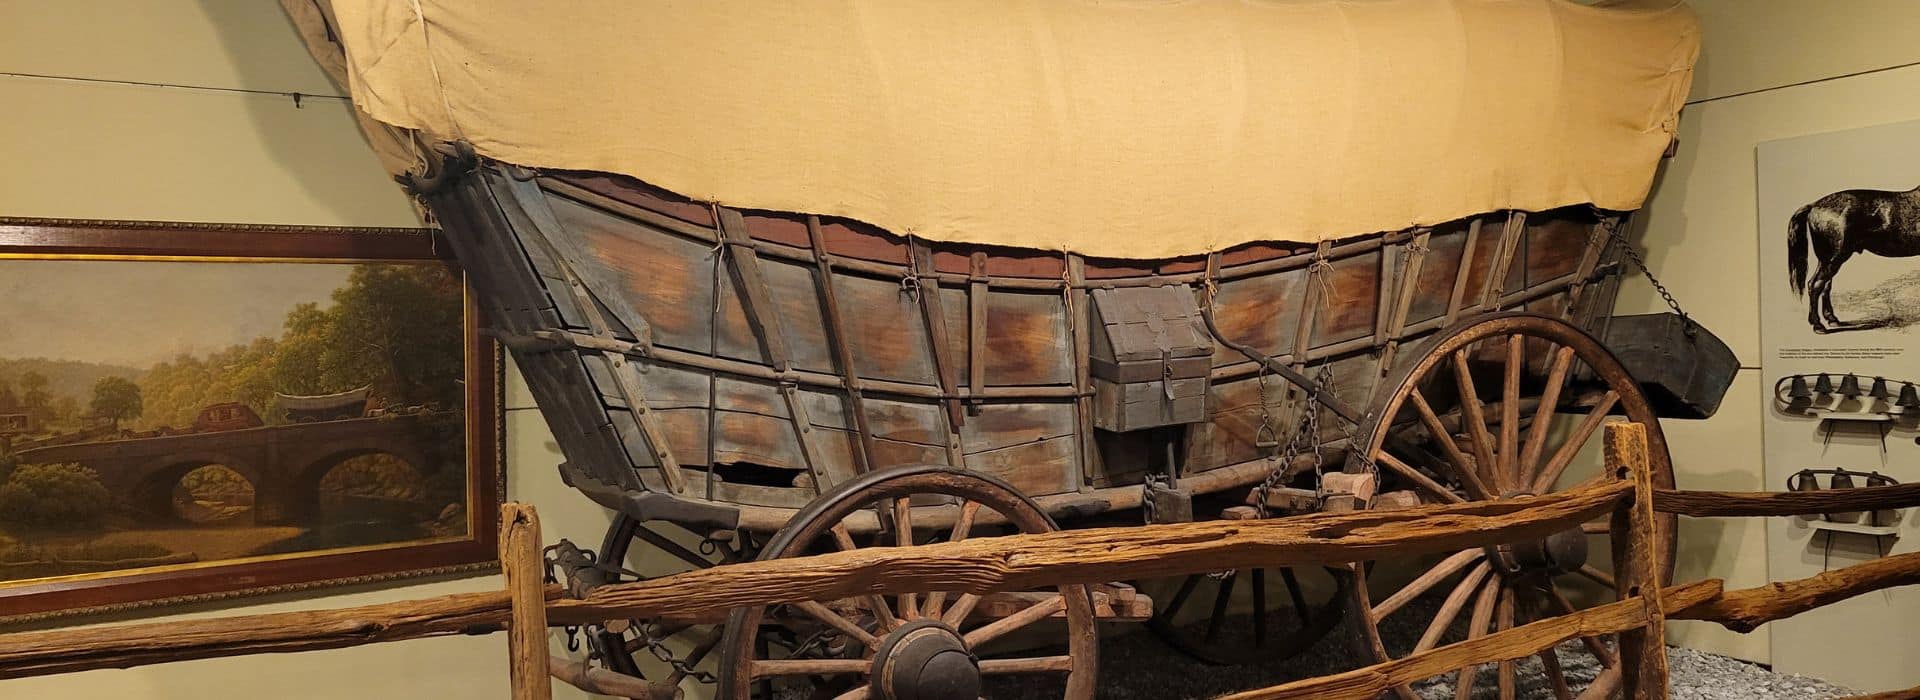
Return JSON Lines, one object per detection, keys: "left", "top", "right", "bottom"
{"left": 0, "top": 422, "right": 1916, "bottom": 699}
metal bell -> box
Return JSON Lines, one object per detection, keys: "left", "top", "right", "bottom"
{"left": 1899, "top": 383, "right": 1920, "bottom": 409}
{"left": 1787, "top": 375, "right": 1813, "bottom": 399}
{"left": 1839, "top": 373, "right": 1861, "bottom": 396}
{"left": 1870, "top": 376, "right": 1892, "bottom": 399}
{"left": 1830, "top": 470, "right": 1855, "bottom": 490}
{"left": 1791, "top": 471, "right": 1821, "bottom": 492}
{"left": 1814, "top": 373, "right": 1835, "bottom": 395}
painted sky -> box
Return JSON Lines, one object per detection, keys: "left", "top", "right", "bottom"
{"left": 0, "top": 259, "right": 362, "bottom": 368}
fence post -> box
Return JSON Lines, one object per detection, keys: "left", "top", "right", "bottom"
{"left": 1604, "top": 422, "right": 1669, "bottom": 699}
{"left": 502, "top": 503, "right": 553, "bottom": 700}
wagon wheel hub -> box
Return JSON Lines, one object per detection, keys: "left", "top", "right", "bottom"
{"left": 1486, "top": 522, "right": 1590, "bottom": 578}
{"left": 870, "top": 619, "right": 980, "bottom": 700}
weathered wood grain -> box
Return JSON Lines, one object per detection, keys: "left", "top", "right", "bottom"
{"left": 1670, "top": 550, "right": 1920, "bottom": 633}
{"left": 502, "top": 504, "right": 551, "bottom": 700}
{"left": 550, "top": 654, "right": 682, "bottom": 699}
{"left": 550, "top": 480, "right": 1628, "bottom": 624}
{"left": 1217, "top": 580, "right": 1723, "bottom": 700}
{"left": 0, "top": 480, "right": 1628, "bottom": 681}
{"left": 1607, "top": 422, "right": 1670, "bottom": 700}
{"left": 0, "top": 586, "right": 552, "bottom": 680}
{"left": 1653, "top": 482, "right": 1920, "bottom": 518}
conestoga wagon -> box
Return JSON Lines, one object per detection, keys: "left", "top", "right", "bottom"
{"left": 310, "top": 0, "right": 1721, "bottom": 696}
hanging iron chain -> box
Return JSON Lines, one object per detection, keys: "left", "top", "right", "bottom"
{"left": 1251, "top": 363, "right": 1337, "bottom": 519}
{"left": 638, "top": 622, "right": 720, "bottom": 685}
{"left": 1602, "top": 217, "right": 1691, "bottom": 326}
{"left": 543, "top": 540, "right": 719, "bottom": 686}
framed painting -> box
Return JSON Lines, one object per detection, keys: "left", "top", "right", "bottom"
{"left": 0, "top": 217, "right": 501, "bottom": 622}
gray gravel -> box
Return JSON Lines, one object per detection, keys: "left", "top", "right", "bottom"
{"left": 972, "top": 597, "right": 1859, "bottom": 699}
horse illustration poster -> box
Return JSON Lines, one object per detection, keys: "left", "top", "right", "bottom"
{"left": 1756, "top": 119, "right": 1920, "bottom": 686}
{"left": 0, "top": 220, "right": 500, "bottom": 621}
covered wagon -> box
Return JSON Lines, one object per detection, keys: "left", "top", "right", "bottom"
{"left": 293, "top": 1, "right": 1725, "bottom": 697}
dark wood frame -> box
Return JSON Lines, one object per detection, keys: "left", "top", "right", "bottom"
{"left": 0, "top": 217, "right": 503, "bottom": 624}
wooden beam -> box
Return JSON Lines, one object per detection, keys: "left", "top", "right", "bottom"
{"left": 502, "top": 504, "right": 552, "bottom": 700}
{"left": 805, "top": 216, "right": 877, "bottom": 474}
{"left": 0, "top": 482, "right": 1628, "bottom": 680}
{"left": 550, "top": 655, "right": 682, "bottom": 699}
{"left": 1653, "top": 482, "right": 1920, "bottom": 518}
{"left": 1606, "top": 421, "right": 1669, "bottom": 700}
{"left": 0, "top": 587, "right": 552, "bottom": 680}
{"left": 550, "top": 479, "right": 1627, "bottom": 624}
{"left": 1670, "top": 550, "right": 1920, "bottom": 633}
{"left": 1217, "top": 580, "right": 1723, "bottom": 700}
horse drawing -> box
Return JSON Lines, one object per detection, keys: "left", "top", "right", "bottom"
{"left": 1787, "top": 186, "right": 1920, "bottom": 333}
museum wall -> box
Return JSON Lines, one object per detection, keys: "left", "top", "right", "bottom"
{"left": 4, "top": 0, "right": 1920, "bottom": 697}
{"left": 1629, "top": 0, "right": 1920, "bottom": 685}
{"left": 0, "top": 2, "right": 602, "bottom": 698}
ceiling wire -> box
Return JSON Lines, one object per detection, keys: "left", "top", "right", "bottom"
{"left": 0, "top": 70, "right": 348, "bottom": 107}
{"left": 1686, "top": 59, "right": 1920, "bottom": 106}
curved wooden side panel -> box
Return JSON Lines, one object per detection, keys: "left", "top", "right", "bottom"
{"left": 429, "top": 160, "right": 1624, "bottom": 525}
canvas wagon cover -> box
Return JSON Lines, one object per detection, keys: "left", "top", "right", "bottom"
{"left": 295, "top": 0, "right": 1698, "bottom": 259}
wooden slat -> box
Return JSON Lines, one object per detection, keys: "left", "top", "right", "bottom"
{"left": 1381, "top": 230, "right": 1430, "bottom": 368}
{"left": 501, "top": 176, "right": 686, "bottom": 493}
{"left": 806, "top": 216, "right": 877, "bottom": 474}
{"left": 1605, "top": 422, "right": 1669, "bottom": 700}
{"left": 1446, "top": 218, "right": 1483, "bottom": 324}
{"left": 1218, "top": 580, "right": 1723, "bottom": 700}
{"left": 1066, "top": 254, "right": 1096, "bottom": 491}
{"left": 502, "top": 505, "right": 551, "bottom": 700}
{"left": 717, "top": 207, "right": 833, "bottom": 492}
{"left": 1481, "top": 211, "right": 1527, "bottom": 310}
{"left": 1653, "top": 482, "right": 1920, "bottom": 518}
{"left": 909, "top": 239, "right": 968, "bottom": 466}
{"left": 968, "top": 251, "right": 989, "bottom": 399}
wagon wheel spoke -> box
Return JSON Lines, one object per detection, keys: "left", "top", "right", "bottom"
{"left": 1408, "top": 388, "right": 1494, "bottom": 500}
{"left": 1531, "top": 390, "right": 1619, "bottom": 493}
{"left": 962, "top": 593, "right": 1067, "bottom": 647}
{"left": 1370, "top": 548, "right": 1483, "bottom": 622}
{"left": 721, "top": 468, "right": 1096, "bottom": 699}
{"left": 1454, "top": 577, "right": 1503, "bottom": 699}
{"left": 1544, "top": 586, "right": 1619, "bottom": 668}
{"left": 1251, "top": 568, "right": 1268, "bottom": 646}
{"left": 1451, "top": 348, "right": 1500, "bottom": 488}
{"left": 749, "top": 658, "right": 871, "bottom": 679}
{"left": 924, "top": 499, "right": 983, "bottom": 619}
{"left": 1279, "top": 568, "right": 1311, "bottom": 626}
{"left": 831, "top": 523, "right": 902, "bottom": 630}
{"left": 1413, "top": 562, "right": 1493, "bottom": 654}
{"left": 1201, "top": 572, "right": 1237, "bottom": 644}
{"left": 890, "top": 497, "right": 919, "bottom": 619}
{"left": 1575, "top": 564, "right": 1617, "bottom": 591}
{"left": 1499, "top": 333, "right": 1524, "bottom": 493}
{"left": 1495, "top": 584, "right": 1518, "bottom": 700}
{"left": 978, "top": 656, "right": 1076, "bottom": 675}
{"left": 791, "top": 600, "right": 880, "bottom": 649}
{"left": 1374, "top": 451, "right": 1467, "bottom": 504}
{"left": 1352, "top": 314, "right": 1673, "bottom": 700}
{"left": 1578, "top": 664, "right": 1623, "bottom": 700}
{"left": 1519, "top": 345, "right": 1578, "bottom": 484}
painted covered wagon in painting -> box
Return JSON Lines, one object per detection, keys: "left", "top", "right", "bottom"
{"left": 295, "top": 0, "right": 1725, "bottom": 697}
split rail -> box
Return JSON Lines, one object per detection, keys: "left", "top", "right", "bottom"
{"left": 0, "top": 422, "right": 1916, "bottom": 699}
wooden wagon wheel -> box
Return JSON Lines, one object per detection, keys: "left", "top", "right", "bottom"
{"left": 1142, "top": 563, "right": 1345, "bottom": 666}
{"left": 588, "top": 513, "right": 751, "bottom": 694}
{"left": 717, "top": 464, "right": 1098, "bottom": 700}
{"left": 1345, "top": 312, "right": 1675, "bottom": 700}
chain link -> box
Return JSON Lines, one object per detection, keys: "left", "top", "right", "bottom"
{"left": 1602, "top": 219, "right": 1690, "bottom": 326}
{"left": 638, "top": 622, "right": 720, "bottom": 685}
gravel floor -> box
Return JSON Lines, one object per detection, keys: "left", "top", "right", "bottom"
{"left": 969, "top": 597, "right": 1858, "bottom": 700}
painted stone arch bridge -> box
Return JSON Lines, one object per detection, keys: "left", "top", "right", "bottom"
{"left": 10, "top": 413, "right": 456, "bottom": 526}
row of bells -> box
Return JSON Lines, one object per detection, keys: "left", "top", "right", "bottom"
{"left": 1785, "top": 373, "right": 1920, "bottom": 407}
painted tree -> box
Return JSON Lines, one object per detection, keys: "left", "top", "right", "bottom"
{"left": 89, "top": 376, "right": 143, "bottom": 428}
{"left": 18, "top": 371, "right": 51, "bottom": 425}
{"left": 0, "top": 462, "right": 113, "bottom": 532}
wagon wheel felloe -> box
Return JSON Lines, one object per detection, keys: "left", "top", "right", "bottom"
{"left": 717, "top": 465, "right": 1098, "bottom": 700}
{"left": 587, "top": 513, "right": 748, "bottom": 694}
{"left": 1345, "top": 312, "right": 1676, "bottom": 700}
